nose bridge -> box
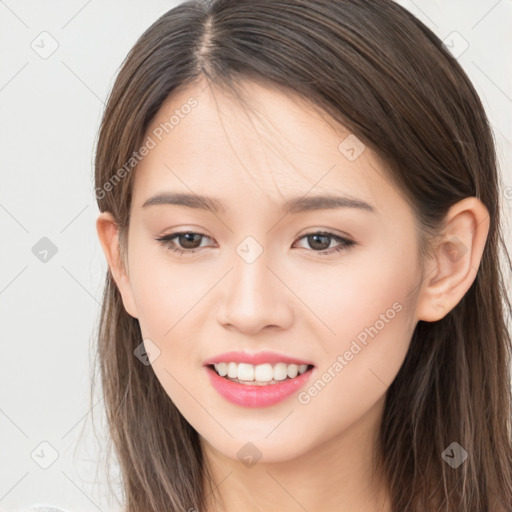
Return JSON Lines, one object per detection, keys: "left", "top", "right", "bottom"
{"left": 218, "top": 235, "right": 293, "bottom": 331}
{"left": 230, "top": 238, "right": 275, "bottom": 306}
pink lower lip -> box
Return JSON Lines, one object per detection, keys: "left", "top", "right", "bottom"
{"left": 205, "top": 365, "right": 314, "bottom": 407}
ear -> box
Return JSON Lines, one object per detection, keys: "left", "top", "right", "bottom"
{"left": 96, "top": 212, "right": 139, "bottom": 319}
{"left": 415, "top": 197, "right": 490, "bottom": 322}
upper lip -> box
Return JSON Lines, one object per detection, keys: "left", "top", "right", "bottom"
{"left": 203, "top": 350, "right": 314, "bottom": 367}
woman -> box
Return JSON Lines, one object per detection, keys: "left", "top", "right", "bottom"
{"left": 93, "top": 0, "right": 512, "bottom": 510}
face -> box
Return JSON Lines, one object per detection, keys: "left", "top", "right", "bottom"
{"left": 105, "top": 77, "right": 425, "bottom": 463}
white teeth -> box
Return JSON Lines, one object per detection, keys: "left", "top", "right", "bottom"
{"left": 227, "top": 362, "right": 237, "bottom": 378}
{"left": 255, "top": 363, "right": 274, "bottom": 382}
{"left": 287, "top": 364, "right": 299, "bottom": 378}
{"left": 216, "top": 362, "right": 228, "bottom": 377}
{"left": 237, "top": 363, "right": 254, "bottom": 381}
{"left": 212, "top": 361, "right": 311, "bottom": 381}
{"left": 273, "top": 362, "right": 288, "bottom": 381}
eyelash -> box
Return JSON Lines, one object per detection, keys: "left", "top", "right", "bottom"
{"left": 155, "top": 230, "right": 356, "bottom": 256}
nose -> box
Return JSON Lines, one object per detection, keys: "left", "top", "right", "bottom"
{"left": 217, "top": 249, "right": 294, "bottom": 335}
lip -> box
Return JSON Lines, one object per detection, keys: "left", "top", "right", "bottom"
{"left": 205, "top": 364, "right": 315, "bottom": 408}
{"left": 203, "top": 350, "right": 314, "bottom": 367}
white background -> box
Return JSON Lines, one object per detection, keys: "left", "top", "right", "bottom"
{"left": 1, "top": 1, "right": 511, "bottom": 510}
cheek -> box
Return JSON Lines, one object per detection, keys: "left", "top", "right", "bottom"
{"left": 129, "top": 244, "right": 210, "bottom": 340}
{"left": 294, "top": 248, "right": 419, "bottom": 422}
{"left": 297, "top": 302, "right": 413, "bottom": 438}
{"left": 127, "top": 245, "right": 215, "bottom": 399}
{"left": 291, "top": 240, "right": 417, "bottom": 343}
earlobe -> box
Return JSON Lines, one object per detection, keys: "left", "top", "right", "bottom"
{"left": 415, "top": 197, "right": 490, "bottom": 322}
{"left": 96, "top": 212, "right": 139, "bottom": 319}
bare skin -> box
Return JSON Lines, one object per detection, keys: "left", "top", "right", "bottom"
{"left": 96, "top": 76, "right": 489, "bottom": 512}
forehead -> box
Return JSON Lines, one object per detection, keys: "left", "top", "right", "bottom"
{"left": 131, "top": 78, "right": 399, "bottom": 217}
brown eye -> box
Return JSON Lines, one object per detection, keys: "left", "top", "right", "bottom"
{"left": 294, "top": 231, "right": 356, "bottom": 255}
{"left": 306, "top": 233, "right": 331, "bottom": 251}
{"left": 176, "top": 232, "right": 203, "bottom": 249}
{"left": 155, "top": 231, "right": 212, "bottom": 255}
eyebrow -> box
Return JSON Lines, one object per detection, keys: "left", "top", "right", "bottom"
{"left": 141, "top": 192, "right": 377, "bottom": 215}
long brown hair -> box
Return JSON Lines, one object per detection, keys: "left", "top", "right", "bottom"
{"left": 91, "top": 0, "right": 512, "bottom": 510}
